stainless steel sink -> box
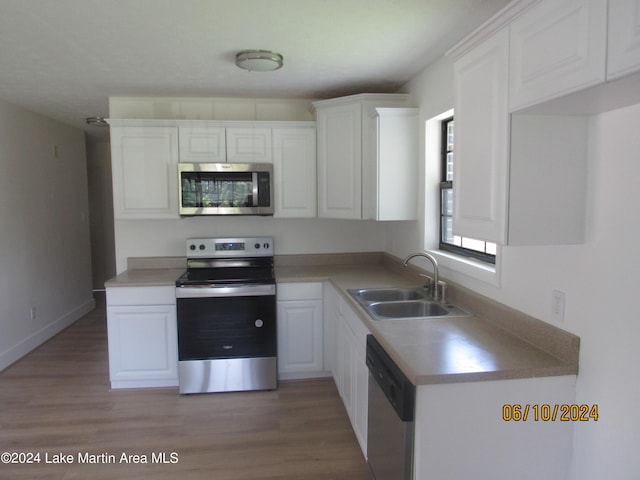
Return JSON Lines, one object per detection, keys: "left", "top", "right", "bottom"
{"left": 349, "top": 287, "right": 427, "bottom": 302}
{"left": 347, "top": 287, "right": 470, "bottom": 321}
{"left": 368, "top": 300, "right": 469, "bottom": 320}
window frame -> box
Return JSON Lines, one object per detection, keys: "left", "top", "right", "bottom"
{"left": 438, "top": 116, "right": 496, "bottom": 265}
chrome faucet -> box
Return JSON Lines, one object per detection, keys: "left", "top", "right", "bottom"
{"left": 403, "top": 252, "right": 443, "bottom": 301}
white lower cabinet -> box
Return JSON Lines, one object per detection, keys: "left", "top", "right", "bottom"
{"left": 276, "top": 283, "right": 327, "bottom": 380}
{"left": 344, "top": 306, "right": 369, "bottom": 457}
{"left": 106, "top": 286, "right": 178, "bottom": 389}
{"left": 413, "top": 375, "right": 576, "bottom": 480}
{"left": 325, "top": 283, "right": 370, "bottom": 455}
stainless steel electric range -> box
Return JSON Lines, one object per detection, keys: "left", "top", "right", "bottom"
{"left": 175, "top": 237, "right": 277, "bottom": 394}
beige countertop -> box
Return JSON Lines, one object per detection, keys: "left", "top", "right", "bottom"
{"left": 104, "top": 257, "right": 579, "bottom": 386}
{"left": 276, "top": 264, "right": 578, "bottom": 386}
{"left": 105, "top": 268, "right": 186, "bottom": 287}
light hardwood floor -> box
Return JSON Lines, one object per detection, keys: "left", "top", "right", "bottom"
{"left": 0, "top": 298, "right": 367, "bottom": 480}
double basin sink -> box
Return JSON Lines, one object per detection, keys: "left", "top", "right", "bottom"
{"left": 348, "top": 287, "right": 470, "bottom": 321}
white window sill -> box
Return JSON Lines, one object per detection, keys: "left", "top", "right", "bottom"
{"left": 427, "top": 249, "right": 501, "bottom": 287}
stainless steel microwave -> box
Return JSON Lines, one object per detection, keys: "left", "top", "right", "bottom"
{"left": 178, "top": 163, "right": 273, "bottom": 216}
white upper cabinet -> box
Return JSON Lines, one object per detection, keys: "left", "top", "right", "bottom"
{"left": 178, "top": 125, "right": 272, "bottom": 163}
{"left": 453, "top": 28, "right": 511, "bottom": 244}
{"left": 447, "top": 0, "right": 633, "bottom": 246}
{"left": 110, "top": 119, "right": 316, "bottom": 220}
{"left": 315, "top": 100, "right": 363, "bottom": 219}
{"left": 178, "top": 125, "right": 226, "bottom": 162}
{"left": 226, "top": 127, "right": 273, "bottom": 163}
{"left": 313, "top": 94, "right": 414, "bottom": 220}
{"left": 509, "top": 0, "right": 607, "bottom": 111}
{"left": 363, "top": 108, "right": 418, "bottom": 221}
{"left": 110, "top": 124, "right": 180, "bottom": 219}
{"left": 272, "top": 126, "right": 317, "bottom": 218}
{"left": 452, "top": 26, "right": 589, "bottom": 246}
{"left": 607, "top": 0, "right": 640, "bottom": 80}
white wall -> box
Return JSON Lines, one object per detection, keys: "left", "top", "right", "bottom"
{"left": 397, "top": 57, "right": 640, "bottom": 479}
{"left": 86, "top": 139, "right": 115, "bottom": 289}
{"left": 114, "top": 217, "right": 389, "bottom": 273}
{"left": 0, "top": 98, "right": 94, "bottom": 371}
{"left": 391, "top": 56, "right": 456, "bottom": 256}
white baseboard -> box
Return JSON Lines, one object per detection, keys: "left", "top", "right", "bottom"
{"left": 110, "top": 378, "right": 179, "bottom": 389}
{"left": 278, "top": 371, "right": 332, "bottom": 381}
{"left": 0, "top": 298, "right": 96, "bottom": 372}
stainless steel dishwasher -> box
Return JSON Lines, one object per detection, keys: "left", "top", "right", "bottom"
{"left": 366, "top": 334, "right": 416, "bottom": 480}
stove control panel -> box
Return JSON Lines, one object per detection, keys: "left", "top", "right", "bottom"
{"left": 186, "top": 237, "right": 273, "bottom": 258}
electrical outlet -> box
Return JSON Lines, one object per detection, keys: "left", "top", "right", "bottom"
{"left": 552, "top": 290, "right": 565, "bottom": 322}
{"left": 30, "top": 306, "right": 37, "bottom": 321}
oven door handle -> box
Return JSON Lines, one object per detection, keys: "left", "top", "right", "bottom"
{"left": 176, "top": 284, "right": 276, "bottom": 298}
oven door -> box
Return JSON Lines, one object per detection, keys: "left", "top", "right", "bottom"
{"left": 175, "top": 284, "right": 277, "bottom": 393}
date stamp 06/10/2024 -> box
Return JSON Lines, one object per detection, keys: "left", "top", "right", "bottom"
{"left": 502, "top": 404, "right": 599, "bottom": 422}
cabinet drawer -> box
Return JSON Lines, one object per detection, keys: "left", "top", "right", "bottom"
{"left": 106, "top": 286, "right": 176, "bottom": 306}
{"left": 277, "top": 282, "right": 323, "bottom": 301}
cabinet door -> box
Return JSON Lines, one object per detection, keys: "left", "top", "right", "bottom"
{"left": 178, "top": 126, "right": 226, "bottom": 162}
{"left": 272, "top": 127, "right": 317, "bottom": 218}
{"left": 107, "top": 304, "right": 178, "bottom": 388}
{"left": 340, "top": 320, "right": 356, "bottom": 416}
{"left": 110, "top": 126, "right": 179, "bottom": 219}
{"left": 276, "top": 299, "right": 324, "bottom": 378}
{"left": 353, "top": 335, "right": 368, "bottom": 455}
{"left": 607, "top": 0, "right": 640, "bottom": 80}
{"left": 226, "top": 127, "right": 273, "bottom": 163}
{"left": 414, "top": 376, "right": 575, "bottom": 480}
{"left": 509, "top": 0, "right": 607, "bottom": 111}
{"left": 323, "top": 283, "right": 340, "bottom": 379}
{"left": 316, "top": 103, "right": 362, "bottom": 219}
{"left": 340, "top": 301, "right": 370, "bottom": 455}
{"left": 453, "top": 28, "right": 510, "bottom": 244}
{"left": 364, "top": 108, "right": 418, "bottom": 221}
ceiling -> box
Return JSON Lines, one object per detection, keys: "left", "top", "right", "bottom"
{"left": 0, "top": 0, "right": 510, "bottom": 138}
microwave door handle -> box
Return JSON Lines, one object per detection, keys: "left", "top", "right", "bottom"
{"left": 252, "top": 171, "right": 258, "bottom": 207}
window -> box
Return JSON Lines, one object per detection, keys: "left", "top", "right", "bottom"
{"left": 439, "top": 117, "right": 496, "bottom": 264}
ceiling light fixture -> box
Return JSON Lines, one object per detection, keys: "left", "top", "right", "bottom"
{"left": 235, "top": 50, "right": 283, "bottom": 72}
{"left": 85, "top": 116, "right": 109, "bottom": 127}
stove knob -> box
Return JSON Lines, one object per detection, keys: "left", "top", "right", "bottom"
{"left": 255, "top": 243, "right": 260, "bottom": 249}
{"left": 189, "top": 244, "right": 196, "bottom": 251}
{"left": 263, "top": 242, "right": 269, "bottom": 249}
{"left": 255, "top": 319, "right": 264, "bottom": 328}
{"left": 199, "top": 244, "right": 205, "bottom": 250}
